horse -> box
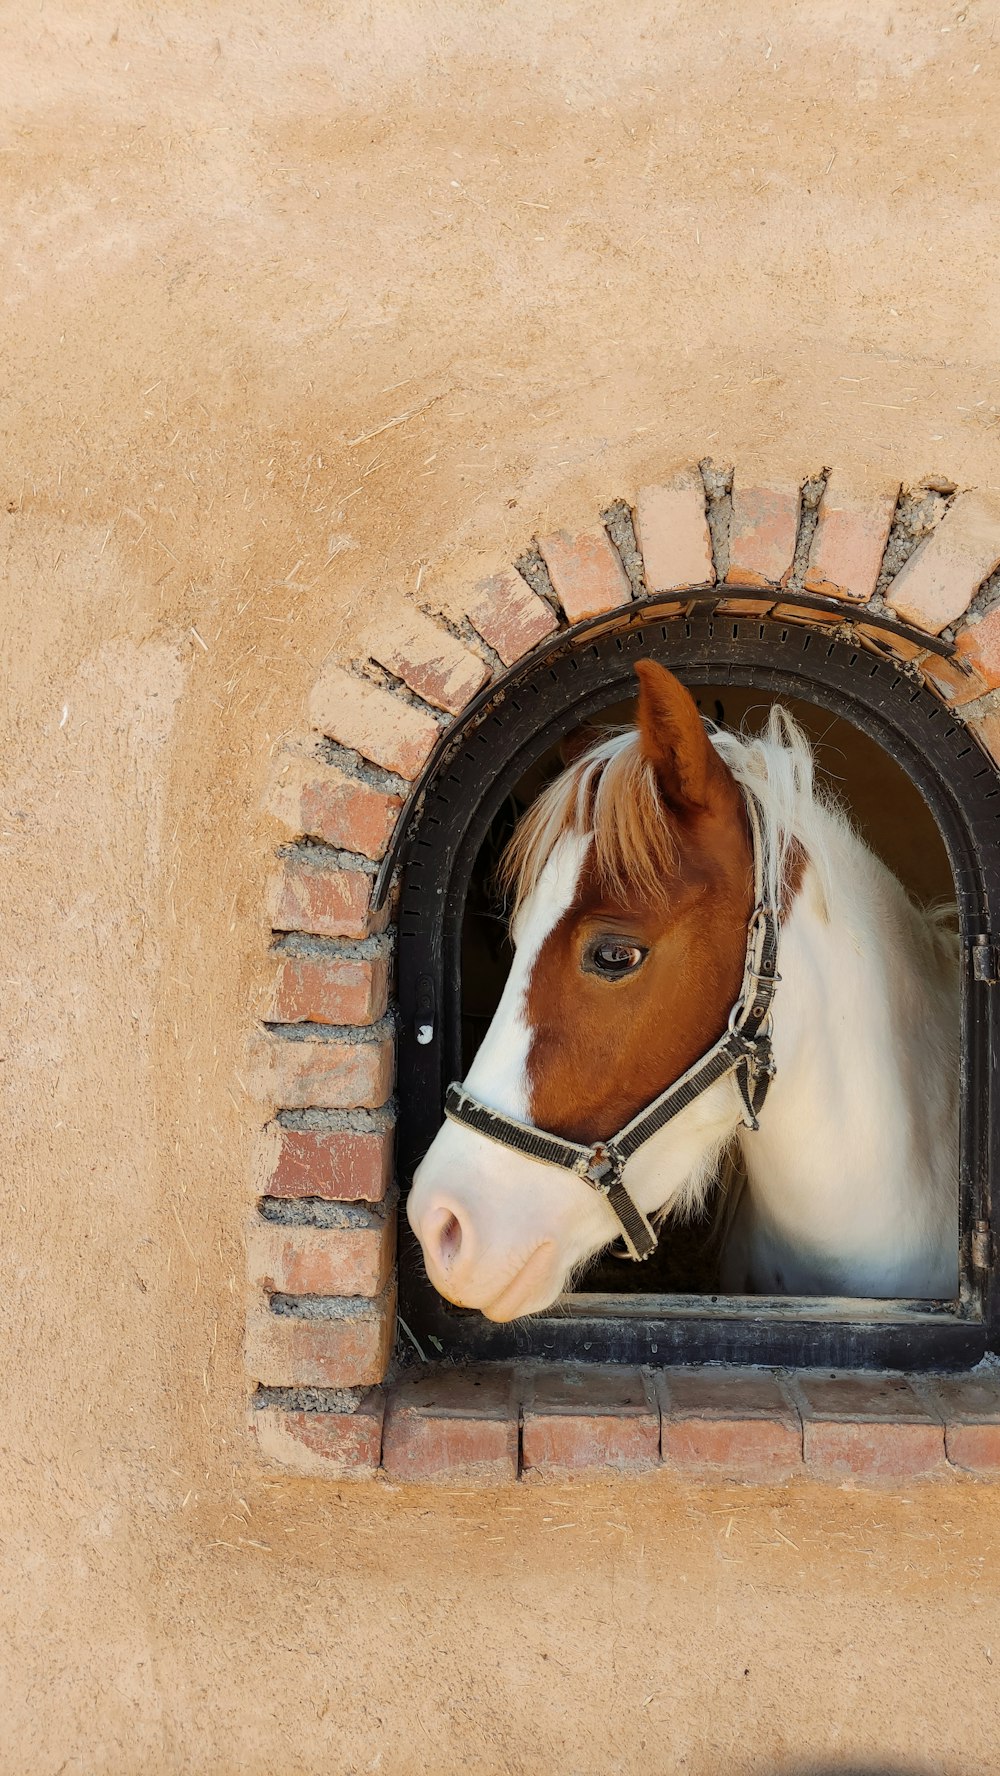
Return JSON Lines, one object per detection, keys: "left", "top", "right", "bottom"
{"left": 406, "top": 660, "right": 959, "bottom": 1322}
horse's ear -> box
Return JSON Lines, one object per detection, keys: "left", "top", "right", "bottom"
{"left": 634, "top": 660, "right": 727, "bottom": 815}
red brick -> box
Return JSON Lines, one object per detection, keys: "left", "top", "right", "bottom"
{"left": 803, "top": 1419, "right": 946, "bottom": 1482}
{"left": 770, "top": 600, "right": 842, "bottom": 626}
{"left": 246, "top": 1286, "right": 395, "bottom": 1388}
{"left": 968, "top": 704, "right": 1000, "bottom": 765}
{"left": 854, "top": 623, "right": 927, "bottom": 663}
{"left": 537, "top": 526, "right": 631, "bottom": 622}
{"left": 940, "top": 1423, "right": 1000, "bottom": 1473}
{"left": 659, "top": 1368, "right": 802, "bottom": 1480}
{"left": 639, "top": 594, "right": 688, "bottom": 618}
{"left": 916, "top": 1373, "right": 1000, "bottom": 1475}
{"left": 794, "top": 1371, "right": 936, "bottom": 1417}
{"left": 520, "top": 1365, "right": 660, "bottom": 1481}
{"left": 792, "top": 1372, "right": 946, "bottom": 1482}
{"left": 918, "top": 650, "right": 989, "bottom": 706}
{"left": 804, "top": 475, "right": 899, "bottom": 603}
{"left": 886, "top": 490, "right": 1000, "bottom": 635}
{"left": 248, "top": 1213, "right": 395, "bottom": 1298}
{"left": 268, "top": 950, "right": 389, "bottom": 1026}
{"left": 251, "top": 1030, "right": 394, "bottom": 1112}
{"left": 259, "top": 1123, "right": 393, "bottom": 1203}
{"left": 264, "top": 752, "right": 403, "bottom": 861}
{"left": 726, "top": 481, "right": 799, "bottom": 588}
{"left": 952, "top": 604, "right": 1000, "bottom": 698}
{"left": 921, "top": 1373, "right": 1000, "bottom": 1419}
{"left": 382, "top": 1367, "right": 518, "bottom": 1486}
{"left": 308, "top": 663, "right": 439, "bottom": 779}
{"left": 465, "top": 568, "right": 558, "bottom": 664}
{"left": 635, "top": 472, "right": 715, "bottom": 591}
{"left": 254, "top": 1392, "right": 385, "bottom": 1478}
{"left": 365, "top": 607, "right": 489, "bottom": 715}
{"left": 715, "top": 594, "right": 775, "bottom": 618}
{"left": 267, "top": 854, "right": 387, "bottom": 940}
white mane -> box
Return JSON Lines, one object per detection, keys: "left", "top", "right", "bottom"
{"left": 710, "top": 708, "right": 836, "bottom": 915}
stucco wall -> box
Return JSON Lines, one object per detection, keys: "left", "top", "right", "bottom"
{"left": 3, "top": 2, "right": 1000, "bottom": 1769}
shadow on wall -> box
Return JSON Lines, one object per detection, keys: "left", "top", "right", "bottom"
{"left": 768, "top": 1766, "right": 946, "bottom": 1775}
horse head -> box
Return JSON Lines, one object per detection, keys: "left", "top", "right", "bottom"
{"left": 407, "top": 661, "right": 755, "bottom": 1320}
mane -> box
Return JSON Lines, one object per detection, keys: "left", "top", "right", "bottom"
{"left": 500, "top": 707, "right": 840, "bottom": 916}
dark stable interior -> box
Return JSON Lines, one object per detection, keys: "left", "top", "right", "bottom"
{"left": 459, "top": 683, "right": 957, "bottom": 1297}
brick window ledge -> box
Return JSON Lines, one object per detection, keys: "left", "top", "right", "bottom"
{"left": 253, "top": 1363, "right": 1000, "bottom": 1486}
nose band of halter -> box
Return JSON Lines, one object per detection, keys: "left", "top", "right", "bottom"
{"left": 443, "top": 788, "right": 780, "bottom": 1263}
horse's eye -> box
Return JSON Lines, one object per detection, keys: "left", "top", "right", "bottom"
{"left": 590, "top": 940, "right": 647, "bottom": 978}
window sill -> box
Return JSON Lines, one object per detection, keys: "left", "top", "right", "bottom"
{"left": 253, "top": 1362, "right": 1000, "bottom": 1487}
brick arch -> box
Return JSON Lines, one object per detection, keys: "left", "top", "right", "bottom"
{"left": 248, "top": 464, "right": 1000, "bottom": 1479}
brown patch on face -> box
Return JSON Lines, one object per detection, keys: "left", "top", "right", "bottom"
{"left": 525, "top": 832, "right": 752, "bottom": 1144}
{"left": 524, "top": 665, "right": 756, "bottom": 1146}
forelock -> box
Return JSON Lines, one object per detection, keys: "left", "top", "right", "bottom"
{"left": 500, "top": 728, "right": 677, "bottom": 916}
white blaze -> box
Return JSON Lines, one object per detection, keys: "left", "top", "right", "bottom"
{"left": 407, "top": 830, "right": 623, "bottom": 1319}
{"left": 462, "top": 830, "right": 591, "bottom": 1120}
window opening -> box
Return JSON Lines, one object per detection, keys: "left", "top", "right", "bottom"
{"left": 461, "top": 683, "right": 957, "bottom": 1299}
{"left": 396, "top": 610, "right": 1000, "bottom": 1369}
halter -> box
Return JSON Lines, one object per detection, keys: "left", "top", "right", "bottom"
{"left": 443, "top": 788, "right": 780, "bottom": 1261}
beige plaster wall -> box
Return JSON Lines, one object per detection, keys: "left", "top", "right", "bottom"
{"left": 3, "top": 2, "right": 1000, "bottom": 1769}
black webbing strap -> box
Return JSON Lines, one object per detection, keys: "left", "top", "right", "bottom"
{"left": 443, "top": 1086, "right": 592, "bottom": 1177}
{"left": 603, "top": 1176, "right": 660, "bottom": 1260}
{"left": 443, "top": 786, "right": 780, "bottom": 1262}
{"left": 613, "top": 1036, "right": 750, "bottom": 1165}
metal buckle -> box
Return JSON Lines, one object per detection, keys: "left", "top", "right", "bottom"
{"left": 747, "top": 904, "right": 775, "bottom": 942}
{"left": 730, "top": 972, "right": 779, "bottom": 1029}
{"left": 730, "top": 1002, "right": 774, "bottom": 1040}
{"left": 579, "top": 1142, "right": 618, "bottom": 1195}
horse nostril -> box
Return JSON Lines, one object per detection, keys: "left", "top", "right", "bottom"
{"left": 413, "top": 1195, "right": 474, "bottom": 1285}
{"left": 435, "top": 1211, "right": 463, "bottom": 1274}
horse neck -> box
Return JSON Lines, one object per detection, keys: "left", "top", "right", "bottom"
{"left": 735, "top": 806, "right": 958, "bottom": 1290}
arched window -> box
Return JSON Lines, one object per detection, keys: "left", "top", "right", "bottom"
{"left": 391, "top": 600, "right": 1000, "bottom": 1370}
{"left": 252, "top": 470, "right": 1000, "bottom": 1476}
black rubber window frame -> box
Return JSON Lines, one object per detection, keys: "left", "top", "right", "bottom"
{"left": 393, "top": 605, "right": 1000, "bottom": 1370}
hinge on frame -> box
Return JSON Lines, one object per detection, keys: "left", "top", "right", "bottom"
{"left": 971, "top": 935, "right": 999, "bottom": 985}
{"left": 972, "top": 1220, "right": 994, "bottom": 1272}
